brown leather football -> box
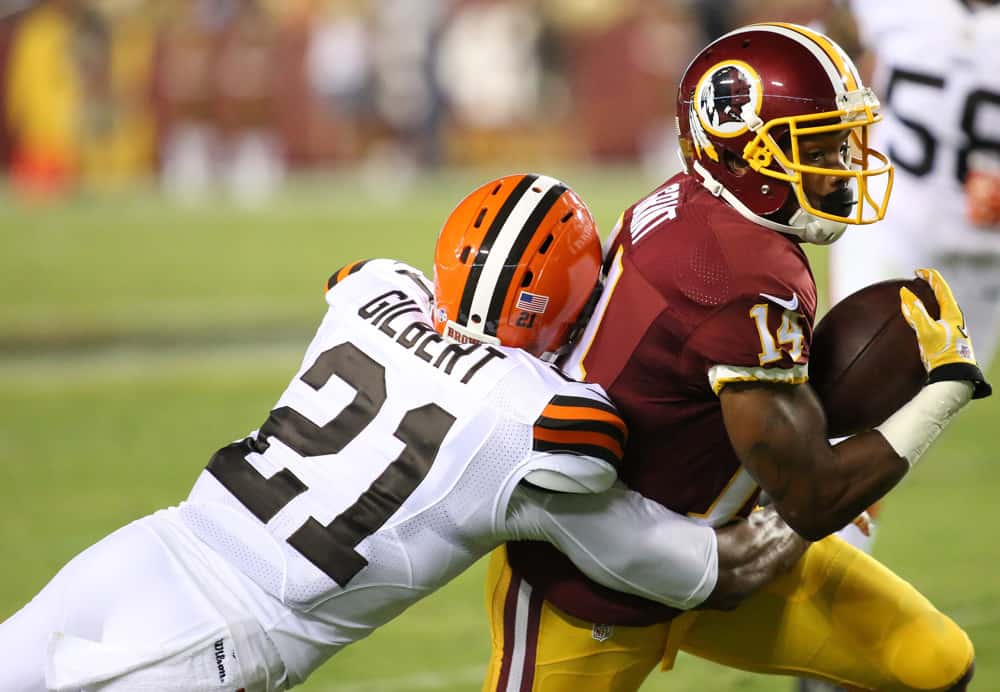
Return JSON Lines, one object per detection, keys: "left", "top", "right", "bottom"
{"left": 809, "top": 278, "right": 939, "bottom": 438}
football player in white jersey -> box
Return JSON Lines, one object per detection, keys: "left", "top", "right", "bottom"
{"left": 830, "top": 0, "right": 1000, "bottom": 374}
{"left": 0, "top": 174, "right": 808, "bottom": 691}
{"left": 823, "top": 1, "right": 1000, "bottom": 545}
{"left": 805, "top": 3, "right": 1000, "bottom": 690}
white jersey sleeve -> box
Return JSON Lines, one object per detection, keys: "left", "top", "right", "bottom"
{"left": 504, "top": 483, "right": 718, "bottom": 610}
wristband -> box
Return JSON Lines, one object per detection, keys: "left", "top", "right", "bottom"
{"left": 875, "top": 381, "right": 973, "bottom": 466}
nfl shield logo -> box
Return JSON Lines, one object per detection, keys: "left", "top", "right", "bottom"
{"left": 591, "top": 623, "right": 614, "bottom": 642}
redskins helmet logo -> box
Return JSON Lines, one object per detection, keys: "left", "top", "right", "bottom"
{"left": 694, "top": 61, "right": 762, "bottom": 138}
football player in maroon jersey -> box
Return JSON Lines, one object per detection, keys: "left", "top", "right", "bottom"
{"left": 482, "top": 23, "right": 992, "bottom": 692}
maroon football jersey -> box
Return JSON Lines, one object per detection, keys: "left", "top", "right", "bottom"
{"left": 507, "top": 173, "right": 818, "bottom": 625}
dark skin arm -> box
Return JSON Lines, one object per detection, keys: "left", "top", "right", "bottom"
{"left": 700, "top": 504, "right": 810, "bottom": 610}
{"left": 720, "top": 380, "right": 908, "bottom": 541}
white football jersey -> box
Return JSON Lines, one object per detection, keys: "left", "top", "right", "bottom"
{"left": 832, "top": 1, "right": 1000, "bottom": 368}
{"left": 852, "top": 0, "right": 1000, "bottom": 252}
{"left": 178, "top": 259, "right": 632, "bottom": 681}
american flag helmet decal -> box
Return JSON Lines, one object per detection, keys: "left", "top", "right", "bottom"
{"left": 516, "top": 290, "right": 549, "bottom": 313}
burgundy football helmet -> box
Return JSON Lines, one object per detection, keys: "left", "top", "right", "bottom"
{"left": 676, "top": 22, "right": 894, "bottom": 244}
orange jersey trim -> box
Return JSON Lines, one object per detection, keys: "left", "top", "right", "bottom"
{"left": 532, "top": 394, "right": 627, "bottom": 466}
{"left": 326, "top": 259, "right": 372, "bottom": 291}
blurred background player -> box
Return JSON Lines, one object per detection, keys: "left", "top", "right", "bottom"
{"left": 829, "top": 0, "right": 1000, "bottom": 379}
{"left": 798, "top": 2, "right": 1000, "bottom": 690}
{"left": 485, "top": 23, "right": 990, "bottom": 692}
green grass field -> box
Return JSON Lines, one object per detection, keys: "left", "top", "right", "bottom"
{"left": 1, "top": 167, "right": 997, "bottom": 691}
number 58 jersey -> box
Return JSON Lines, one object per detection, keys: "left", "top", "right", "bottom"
{"left": 852, "top": 0, "right": 1000, "bottom": 252}
{"left": 179, "top": 259, "right": 625, "bottom": 673}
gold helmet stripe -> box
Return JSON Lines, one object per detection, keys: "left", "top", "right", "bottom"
{"left": 744, "top": 23, "right": 857, "bottom": 95}
{"left": 765, "top": 22, "right": 861, "bottom": 92}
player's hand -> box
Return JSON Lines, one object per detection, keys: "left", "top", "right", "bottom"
{"left": 900, "top": 268, "right": 992, "bottom": 399}
{"left": 966, "top": 152, "right": 1000, "bottom": 228}
{"left": 701, "top": 506, "right": 809, "bottom": 611}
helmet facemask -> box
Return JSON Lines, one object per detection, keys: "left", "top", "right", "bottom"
{"left": 741, "top": 86, "right": 894, "bottom": 227}
{"left": 676, "top": 23, "right": 897, "bottom": 244}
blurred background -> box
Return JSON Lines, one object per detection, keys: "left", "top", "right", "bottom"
{"left": 1, "top": 1, "right": 997, "bottom": 691}
{"left": 0, "top": 0, "right": 841, "bottom": 204}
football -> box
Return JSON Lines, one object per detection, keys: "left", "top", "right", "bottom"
{"left": 809, "top": 278, "right": 939, "bottom": 438}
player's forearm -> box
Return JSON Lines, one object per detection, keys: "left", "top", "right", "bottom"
{"left": 738, "top": 434, "right": 907, "bottom": 541}
{"left": 504, "top": 483, "right": 718, "bottom": 610}
{"left": 786, "top": 432, "right": 909, "bottom": 540}
{"left": 876, "top": 380, "right": 974, "bottom": 464}
{"left": 788, "top": 381, "right": 975, "bottom": 539}
{"left": 723, "top": 382, "right": 908, "bottom": 540}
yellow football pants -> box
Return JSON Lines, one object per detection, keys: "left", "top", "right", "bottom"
{"left": 482, "top": 536, "right": 973, "bottom": 692}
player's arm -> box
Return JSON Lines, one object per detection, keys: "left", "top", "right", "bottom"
{"left": 721, "top": 269, "right": 991, "bottom": 541}
{"left": 505, "top": 482, "right": 807, "bottom": 611}
{"left": 512, "top": 384, "right": 807, "bottom": 610}
{"left": 720, "top": 380, "right": 907, "bottom": 541}
{"left": 521, "top": 386, "right": 806, "bottom": 609}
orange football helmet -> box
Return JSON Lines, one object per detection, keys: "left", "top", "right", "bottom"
{"left": 433, "top": 173, "right": 602, "bottom": 359}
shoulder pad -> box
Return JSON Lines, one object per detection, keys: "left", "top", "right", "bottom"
{"left": 326, "top": 259, "right": 433, "bottom": 299}
{"left": 326, "top": 259, "right": 375, "bottom": 291}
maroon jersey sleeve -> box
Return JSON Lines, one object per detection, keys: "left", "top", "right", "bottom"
{"left": 687, "top": 288, "right": 814, "bottom": 395}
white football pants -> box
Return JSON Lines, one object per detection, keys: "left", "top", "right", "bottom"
{"left": 0, "top": 509, "right": 287, "bottom": 691}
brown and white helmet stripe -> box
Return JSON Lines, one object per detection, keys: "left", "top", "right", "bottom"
{"left": 456, "top": 174, "right": 569, "bottom": 335}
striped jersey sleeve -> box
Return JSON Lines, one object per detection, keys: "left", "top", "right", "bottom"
{"left": 532, "top": 390, "right": 627, "bottom": 467}
{"left": 326, "top": 259, "right": 373, "bottom": 291}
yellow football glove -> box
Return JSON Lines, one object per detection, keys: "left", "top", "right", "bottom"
{"left": 900, "top": 268, "right": 992, "bottom": 399}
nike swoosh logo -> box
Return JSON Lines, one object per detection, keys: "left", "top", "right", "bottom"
{"left": 759, "top": 291, "right": 800, "bottom": 311}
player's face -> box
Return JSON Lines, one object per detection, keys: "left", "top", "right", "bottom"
{"left": 797, "top": 131, "right": 855, "bottom": 218}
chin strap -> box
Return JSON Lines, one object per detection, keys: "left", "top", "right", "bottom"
{"left": 786, "top": 209, "right": 848, "bottom": 245}
{"left": 691, "top": 160, "right": 848, "bottom": 245}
